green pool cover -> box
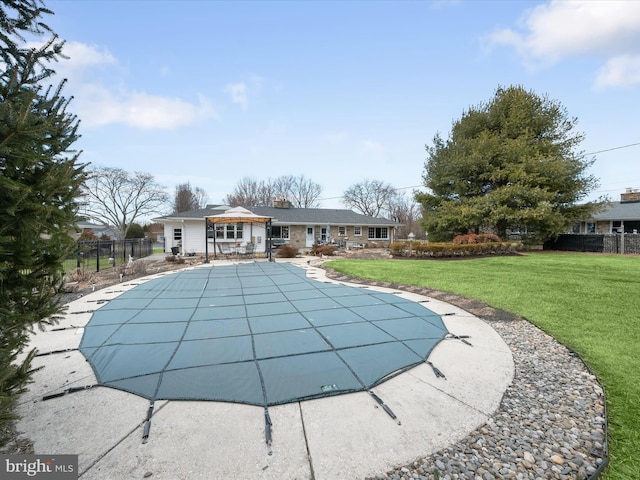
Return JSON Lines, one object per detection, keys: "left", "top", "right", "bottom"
{"left": 80, "top": 262, "right": 448, "bottom": 406}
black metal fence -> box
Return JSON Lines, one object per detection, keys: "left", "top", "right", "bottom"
{"left": 68, "top": 238, "right": 154, "bottom": 272}
{"left": 544, "top": 234, "right": 640, "bottom": 254}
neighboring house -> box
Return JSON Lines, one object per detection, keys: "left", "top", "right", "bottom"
{"left": 574, "top": 189, "right": 640, "bottom": 234}
{"left": 154, "top": 199, "right": 401, "bottom": 255}
{"left": 74, "top": 220, "right": 118, "bottom": 240}
{"left": 145, "top": 222, "right": 165, "bottom": 243}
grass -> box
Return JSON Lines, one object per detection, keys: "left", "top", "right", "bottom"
{"left": 326, "top": 252, "right": 640, "bottom": 480}
{"left": 63, "top": 257, "right": 117, "bottom": 273}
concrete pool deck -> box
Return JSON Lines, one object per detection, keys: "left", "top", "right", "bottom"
{"left": 15, "top": 257, "right": 514, "bottom": 480}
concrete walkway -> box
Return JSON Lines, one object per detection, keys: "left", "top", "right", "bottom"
{"left": 16, "top": 257, "right": 514, "bottom": 480}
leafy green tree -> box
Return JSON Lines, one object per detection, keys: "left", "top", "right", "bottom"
{"left": 0, "top": 0, "right": 87, "bottom": 444}
{"left": 416, "top": 85, "right": 603, "bottom": 242}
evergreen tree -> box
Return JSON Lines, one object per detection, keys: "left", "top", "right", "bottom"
{"left": 417, "top": 86, "right": 602, "bottom": 242}
{"left": 0, "top": 0, "right": 86, "bottom": 443}
{"left": 125, "top": 223, "right": 145, "bottom": 239}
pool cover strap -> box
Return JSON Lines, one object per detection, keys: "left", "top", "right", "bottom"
{"left": 427, "top": 360, "right": 446, "bottom": 379}
{"left": 142, "top": 401, "right": 155, "bottom": 442}
{"left": 369, "top": 391, "right": 400, "bottom": 425}
{"left": 264, "top": 407, "right": 273, "bottom": 455}
{"left": 35, "top": 347, "right": 78, "bottom": 357}
{"left": 42, "top": 384, "right": 95, "bottom": 401}
{"left": 446, "top": 333, "right": 473, "bottom": 346}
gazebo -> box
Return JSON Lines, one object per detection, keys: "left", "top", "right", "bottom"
{"left": 204, "top": 206, "right": 273, "bottom": 262}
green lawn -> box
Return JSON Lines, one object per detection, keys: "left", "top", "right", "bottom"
{"left": 63, "top": 256, "right": 121, "bottom": 273}
{"left": 326, "top": 252, "right": 640, "bottom": 480}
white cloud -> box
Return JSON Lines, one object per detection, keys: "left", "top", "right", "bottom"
{"left": 595, "top": 54, "right": 640, "bottom": 89}
{"left": 25, "top": 40, "right": 117, "bottom": 74}
{"left": 78, "top": 87, "right": 215, "bottom": 129}
{"left": 488, "top": 0, "right": 640, "bottom": 87}
{"left": 225, "top": 76, "right": 268, "bottom": 110}
{"left": 45, "top": 41, "right": 218, "bottom": 129}
{"left": 61, "top": 41, "right": 117, "bottom": 70}
{"left": 225, "top": 82, "right": 248, "bottom": 110}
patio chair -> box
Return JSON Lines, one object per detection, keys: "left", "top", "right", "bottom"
{"left": 242, "top": 243, "right": 255, "bottom": 259}
{"left": 217, "top": 242, "right": 232, "bottom": 259}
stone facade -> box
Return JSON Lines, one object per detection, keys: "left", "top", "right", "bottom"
{"left": 284, "top": 225, "right": 392, "bottom": 250}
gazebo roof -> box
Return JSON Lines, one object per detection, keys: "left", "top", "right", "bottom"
{"left": 206, "top": 206, "right": 271, "bottom": 224}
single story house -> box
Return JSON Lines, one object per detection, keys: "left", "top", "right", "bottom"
{"left": 154, "top": 199, "right": 401, "bottom": 255}
{"left": 574, "top": 188, "right": 640, "bottom": 234}
{"left": 74, "top": 220, "right": 118, "bottom": 240}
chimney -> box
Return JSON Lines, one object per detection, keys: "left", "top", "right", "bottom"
{"left": 621, "top": 188, "right": 640, "bottom": 203}
{"left": 273, "top": 196, "right": 291, "bottom": 208}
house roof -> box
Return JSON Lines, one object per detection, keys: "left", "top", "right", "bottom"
{"left": 207, "top": 206, "right": 271, "bottom": 224}
{"left": 592, "top": 201, "right": 640, "bottom": 221}
{"left": 154, "top": 205, "right": 229, "bottom": 221}
{"left": 75, "top": 221, "right": 118, "bottom": 237}
{"left": 155, "top": 205, "right": 401, "bottom": 226}
{"left": 250, "top": 206, "right": 400, "bottom": 226}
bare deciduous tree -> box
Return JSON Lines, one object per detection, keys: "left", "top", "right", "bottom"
{"left": 388, "top": 192, "right": 424, "bottom": 239}
{"left": 288, "top": 174, "right": 322, "bottom": 208}
{"left": 82, "top": 167, "right": 169, "bottom": 239}
{"left": 225, "top": 177, "right": 272, "bottom": 207}
{"left": 226, "top": 175, "right": 323, "bottom": 208}
{"left": 173, "top": 181, "right": 208, "bottom": 213}
{"left": 342, "top": 179, "right": 397, "bottom": 218}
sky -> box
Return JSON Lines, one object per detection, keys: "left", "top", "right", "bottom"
{"left": 40, "top": 0, "right": 640, "bottom": 212}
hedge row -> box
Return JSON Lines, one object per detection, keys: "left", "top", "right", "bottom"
{"left": 390, "top": 241, "right": 524, "bottom": 257}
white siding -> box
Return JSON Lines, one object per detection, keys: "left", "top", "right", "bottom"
{"left": 163, "top": 219, "right": 267, "bottom": 254}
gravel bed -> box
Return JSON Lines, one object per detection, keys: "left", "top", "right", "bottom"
{"left": 323, "top": 270, "right": 608, "bottom": 480}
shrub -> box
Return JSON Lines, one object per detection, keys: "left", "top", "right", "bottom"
{"left": 310, "top": 244, "right": 338, "bottom": 256}
{"left": 65, "top": 268, "right": 96, "bottom": 284}
{"left": 479, "top": 233, "right": 502, "bottom": 243}
{"left": 453, "top": 233, "right": 502, "bottom": 244}
{"left": 393, "top": 240, "right": 524, "bottom": 258}
{"left": 276, "top": 245, "right": 299, "bottom": 258}
{"left": 390, "top": 242, "right": 407, "bottom": 255}
{"left": 79, "top": 228, "right": 98, "bottom": 241}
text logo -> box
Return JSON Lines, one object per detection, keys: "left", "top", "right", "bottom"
{"left": 0, "top": 455, "right": 77, "bottom": 479}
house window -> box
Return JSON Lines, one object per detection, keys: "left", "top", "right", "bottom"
{"left": 354, "top": 226, "right": 362, "bottom": 236}
{"left": 173, "top": 228, "right": 182, "bottom": 241}
{"left": 216, "top": 223, "right": 243, "bottom": 239}
{"left": 625, "top": 221, "right": 640, "bottom": 233}
{"left": 586, "top": 223, "right": 596, "bottom": 233}
{"left": 338, "top": 226, "right": 346, "bottom": 236}
{"left": 271, "top": 225, "right": 290, "bottom": 239}
{"left": 368, "top": 227, "right": 388, "bottom": 240}
{"left": 612, "top": 221, "right": 622, "bottom": 233}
